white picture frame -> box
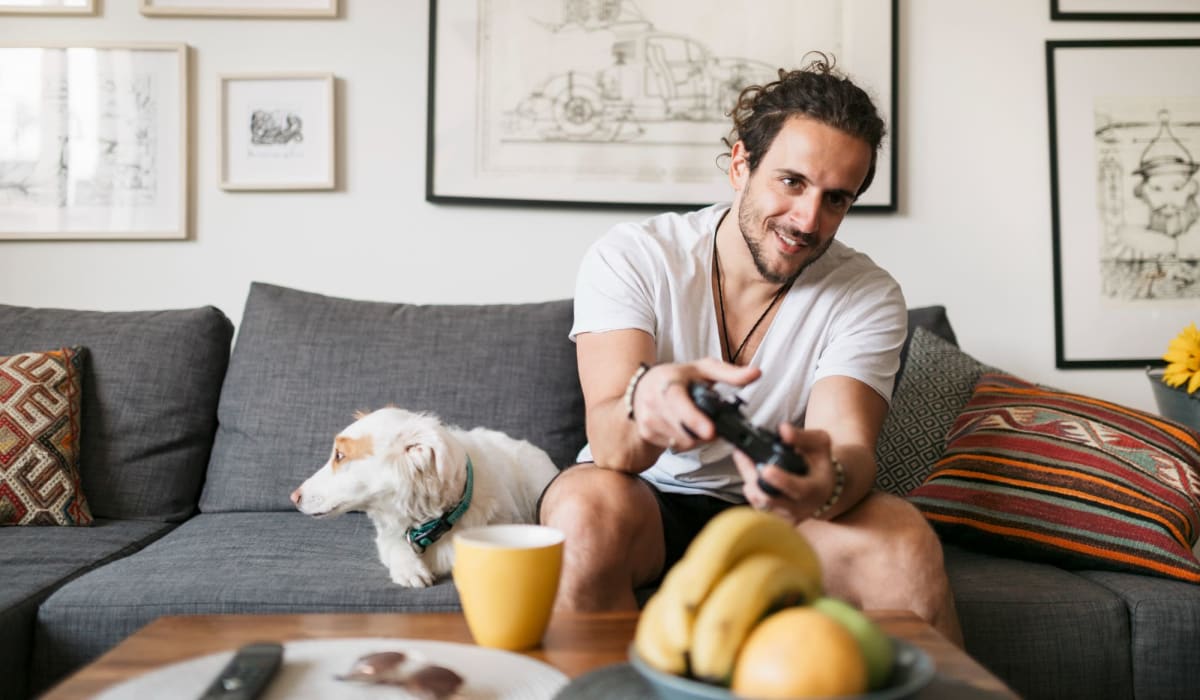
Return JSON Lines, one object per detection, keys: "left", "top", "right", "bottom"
{"left": 0, "top": 0, "right": 94, "bottom": 14}
{"left": 219, "top": 73, "right": 335, "bottom": 191}
{"left": 140, "top": 0, "right": 336, "bottom": 18}
{"left": 0, "top": 43, "right": 188, "bottom": 241}
{"left": 427, "top": 0, "right": 897, "bottom": 211}
{"left": 1047, "top": 39, "right": 1200, "bottom": 368}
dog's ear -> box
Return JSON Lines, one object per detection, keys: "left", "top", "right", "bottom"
{"left": 405, "top": 443, "right": 437, "bottom": 473}
{"left": 353, "top": 408, "right": 371, "bottom": 421}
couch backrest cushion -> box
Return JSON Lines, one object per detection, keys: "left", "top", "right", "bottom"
{"left": 0, "top": 304, "right": 234, "bottom": 522}
{"left": 876, "top": 308, "right": 992, "bottom": 496}
{"left": 200, "top": 282, "right": 587, "bottom": 512}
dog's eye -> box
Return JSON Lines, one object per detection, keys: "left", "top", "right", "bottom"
{"left": 334, "top": 450, "right": 345, "bottom": 463}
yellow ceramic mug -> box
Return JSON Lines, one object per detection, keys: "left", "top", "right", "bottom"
{"left": 452, "top": 524, "right": 564, "bottom": 651}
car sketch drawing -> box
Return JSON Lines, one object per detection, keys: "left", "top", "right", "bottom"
{"left": 500, "top": 0, "right": 776, "bottom": 143}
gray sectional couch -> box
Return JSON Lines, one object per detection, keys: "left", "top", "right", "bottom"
{"left": 3, "top": 282, "right": 1198, "bottom": 700}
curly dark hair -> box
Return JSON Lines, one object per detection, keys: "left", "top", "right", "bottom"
{"left": 723, "top": 53, "right": 885, "bottom": 197}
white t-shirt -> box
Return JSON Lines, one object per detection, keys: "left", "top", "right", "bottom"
{"left": 570, "top": 203, "right": 907, "bottom": 501}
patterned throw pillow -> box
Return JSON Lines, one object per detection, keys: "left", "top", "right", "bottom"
{"left": 0, "top": 347, "right": 93, "bottom": 526}
{"left": 876, "top": 327, "right": 999, "bottom": 495}
{"left": 909, "top": 373, "right": 1200, "bottom": 583}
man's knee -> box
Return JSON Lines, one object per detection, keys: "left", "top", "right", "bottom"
{"left": 539, "top": 465, "right": 653, "bottom": 534}
{"left": 815, "top": 492, "right": 946, "bottom": 582}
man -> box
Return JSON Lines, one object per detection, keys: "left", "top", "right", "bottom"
{"left": 538, "top": 56, "right": 962, "bottom": 644}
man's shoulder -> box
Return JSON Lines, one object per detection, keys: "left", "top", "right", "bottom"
{"left": 604, "top": 203, "right": 727, "bottom": 246}
{"left": 812, "top": 240, "right": 898, "bottom": 289}
{"left": 589, "top": 203, "right": 727, "bottom": 269}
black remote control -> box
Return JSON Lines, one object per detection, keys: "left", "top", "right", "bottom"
{"left": 198, "top": 642, "right": 283, "bottom": 700}
{"left": 688, "top": 382, "right": 808, "bottom": 496}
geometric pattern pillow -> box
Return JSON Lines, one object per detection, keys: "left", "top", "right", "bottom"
{"left": 909, "top": 373, "right": 1200, "bottom": 583}
{"left": 876, "top": 327, "right": 999, "bottom": 496}
{"left": 0, "top": 347, "right": 93, "bottom": 526}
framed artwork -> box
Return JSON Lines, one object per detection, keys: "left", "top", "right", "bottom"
{"left": 0, "top": 0, "right": 94, "bottom": 14}
{"left": 1051, "top": 1, "right": 1200, "bottom": 21}
{"left": 140, "top": 0, "right": 336, "bottom": 17}
{"left": 426, "top": 0, "right": 898, "bottom": 211}
{"left": 219, "top": 73, "right": 335, "bottom": 191}
{"left": 0, "top": 43, "right": 188, "bottom": 241}
{"left": 1047, "top": 39, "right": 1200, "bottom": 368}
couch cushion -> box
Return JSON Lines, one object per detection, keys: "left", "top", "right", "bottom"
{"left": 0, "top": 304, "right": 234, "bottom": 522}
{"left": 911, "top": 373, "right": 1200, "bottom": 584}
{"left": 30, "top": 512, "right": 460, "bottom": 692}
{"left": 201, "top": 283, "right": 586, "bottom": 512}
{"left": 877, "top": 327, "right": 998, "bottom": 496}
{"left": 943, "top": 544, "right": 1133, "bottom": 699}
{"left": 1, "top": 519, "right": 172, "bottom": 700}
{"left": 1077, "top": 570, "right": 1200, "bottom": 699}
{"left": 0, "top": 346, "right": 91, "bottom": 526}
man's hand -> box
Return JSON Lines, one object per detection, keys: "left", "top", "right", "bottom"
{"left": 732, "top": 424, "right": 838, "bottom": 523}
{"left": 629, "top": 358, "right": 762, "bottom": 453}
{"left": 576, "top": 329, "right": 762, "bottom": 472}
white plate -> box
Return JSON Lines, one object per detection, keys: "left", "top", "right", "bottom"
{"left": 94, "top": 637, "right": 569, "bottom": 700}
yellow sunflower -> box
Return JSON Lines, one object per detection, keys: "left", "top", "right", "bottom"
{"left": 1162, "top": 323, "right": 1200, "bottom": 395}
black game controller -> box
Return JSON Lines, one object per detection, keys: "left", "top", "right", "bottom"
{"left": 688, "top": 382, "right": 807, "bottom": 496}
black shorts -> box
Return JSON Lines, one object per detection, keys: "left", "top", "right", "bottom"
{"left": 536, "top": 466, "right": 739, "bottom": 582}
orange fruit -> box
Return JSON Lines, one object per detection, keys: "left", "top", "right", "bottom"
{"left": 731, "top": 607, "right": 868, "bottom": 698}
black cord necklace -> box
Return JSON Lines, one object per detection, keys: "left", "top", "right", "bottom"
{"left": 713, "top": 234, "right": 795, "bottom": 365}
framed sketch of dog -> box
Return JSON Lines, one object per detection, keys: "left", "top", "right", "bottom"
{"left": 0, "top": 42, "right": 187, "bottom": 240}
{"left": 141, "top": 0, "right": 337, "bottom": 18}
{"left": 219, "top": 73, "right": 336, "bottom": 191}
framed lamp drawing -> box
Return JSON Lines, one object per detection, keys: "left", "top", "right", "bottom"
{"left": 1051, "top": 1, "right": 1200, "bottom": 21}
{"left": 0, "top": 0, "right": 94, "bottom": 14}
{"left": 0, "top": 43, "right": 188, "bottom": 240}
{"left": 426, "top": 0, "right": 897, "bottom": 211}
{"left": 140, "top": 0, "right": 337, "bottom": 17}
{"left": 219, "top": 73, "right": 335, "bottom": 191}
{"left": 1047, "top": 39, "right": 1200, "bottom": 368}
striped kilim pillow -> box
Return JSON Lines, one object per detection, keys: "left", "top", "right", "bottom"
{"left": 0, "top": 347, "right": 92, "bottom": 526}
{"left": 909, "top": 373, "right": 1200, "bottom": 583}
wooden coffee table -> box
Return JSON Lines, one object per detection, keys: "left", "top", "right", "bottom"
{"left": 40, "top": 610, "right": 1016, "bottom": 699}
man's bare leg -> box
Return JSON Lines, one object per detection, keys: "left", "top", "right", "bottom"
{"left": 799, "top": 491, "right": 963, "bottom": 646}
{"left": 539, "top": 465, "right": 665, "bottom": 611}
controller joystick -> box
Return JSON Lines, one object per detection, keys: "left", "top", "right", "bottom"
{"left": 687, "top": 382, "right": 808, "bottom": 497}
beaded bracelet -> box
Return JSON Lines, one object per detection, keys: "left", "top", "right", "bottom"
{"left": 811, "top": 458, "right": 845, "bottom": 519}
{"left": 623, "top": 363, "right": 650, "bottom": 420}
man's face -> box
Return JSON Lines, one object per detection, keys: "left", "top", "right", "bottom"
{"left": 730, "top": 116, "right": 872, "bottom": 284}
{"left": 1138, "top": 171, "right": 1200, "bottom": 236}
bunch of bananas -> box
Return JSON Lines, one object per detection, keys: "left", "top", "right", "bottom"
{"left": 633, "top": 506, "right": 823, "bottom": 683}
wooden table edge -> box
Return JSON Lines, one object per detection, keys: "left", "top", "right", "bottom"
{"left": 39, "top": 609, "right": 1016, "bottom": 699}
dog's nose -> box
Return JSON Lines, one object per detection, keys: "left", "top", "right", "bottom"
{"left": 290, "top": 488, "right": 302, "bottom": 506}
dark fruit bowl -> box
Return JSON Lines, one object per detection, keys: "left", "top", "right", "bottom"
{"left": 628, "top": 637, "right": 935, "bottom": 700}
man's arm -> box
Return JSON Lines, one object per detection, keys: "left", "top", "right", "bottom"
{"left": 576, "top": 330, "right": 762, "bottom": 473}
{"left": 732, "top": 374, "right": 888, "bottom": 522}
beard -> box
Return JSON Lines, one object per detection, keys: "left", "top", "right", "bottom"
{"left": 1147, "top": 198, "right": 1200, "bottom": 238}
{"left": 736, "top": 185, "right": 834, "bottom": 285}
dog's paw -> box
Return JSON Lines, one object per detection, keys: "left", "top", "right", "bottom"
{"left": 390, "top": 565, "right": 435, "bottom": 588}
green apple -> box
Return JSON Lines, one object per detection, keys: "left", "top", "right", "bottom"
{"left": 812, "top": 596, "right": 895, "bottom": 690}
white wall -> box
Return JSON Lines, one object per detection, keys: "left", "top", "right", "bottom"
{"left": 2, "top": 1, "right": 1197, "bottom": 413}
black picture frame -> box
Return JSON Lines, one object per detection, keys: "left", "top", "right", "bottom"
{"left": 1047, "top": 39, "right": 1200, "bottom": 368}
{"left": 1051, "top": 1, "right": 1200, "bottom": 22}
{"left": 425, "top": 0, "right": 898, "bottom": 212}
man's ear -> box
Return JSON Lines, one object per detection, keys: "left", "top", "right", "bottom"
{"left": 728, "top": 140, "right": 751, "bottom": 192}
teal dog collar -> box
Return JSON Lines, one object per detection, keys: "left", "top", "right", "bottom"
{"left": 406, "top": 455, "right": 474, "bottom": 554}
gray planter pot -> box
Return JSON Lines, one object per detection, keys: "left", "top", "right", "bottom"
{"left": 1147, "top": 367, "right": 1200, "bottom": 431}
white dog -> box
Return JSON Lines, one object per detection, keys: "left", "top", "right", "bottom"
{"left": 290, "top": 407, "right": 559, "bottom": 587}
